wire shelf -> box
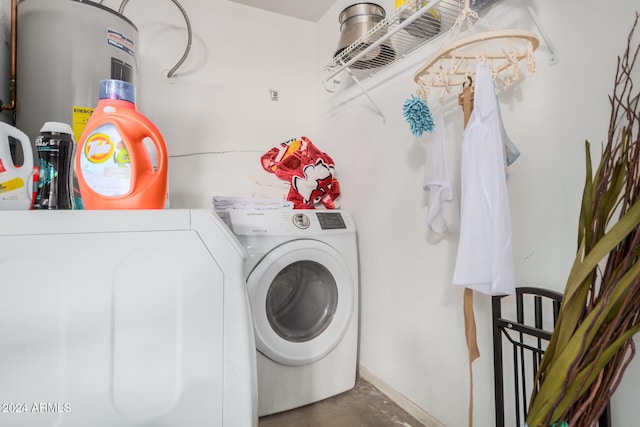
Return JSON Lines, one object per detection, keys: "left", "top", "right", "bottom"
{"left": 322, "top": 0, "right": 502, "bottom": 91}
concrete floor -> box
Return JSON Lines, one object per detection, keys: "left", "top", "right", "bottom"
{"left": 258, "top": 376, "right": 425, "bottom": 427}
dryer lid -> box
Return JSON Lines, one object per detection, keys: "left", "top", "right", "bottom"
{"left": 247, "top": 239, "right": 355, "bottom": 366}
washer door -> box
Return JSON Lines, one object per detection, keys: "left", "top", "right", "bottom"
{"left": 247, "top": 239, "right": 354, "bottom": 366}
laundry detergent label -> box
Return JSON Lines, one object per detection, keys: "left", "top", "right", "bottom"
{"left": 80, "top": 123, "right": 131, "bottom": 197}
{"left": 0, "top": 177, "right": 25, "bottom": 199}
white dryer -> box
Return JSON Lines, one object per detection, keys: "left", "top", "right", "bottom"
{"left": 0, "top": 210, "right": 257, "bottom": 427}
{"left": 225, "top": 209, "right": 359, "bottom": 416}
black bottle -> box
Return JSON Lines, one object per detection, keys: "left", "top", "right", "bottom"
{"left": 33, "top": 122, "right": 75, "bottom": 210}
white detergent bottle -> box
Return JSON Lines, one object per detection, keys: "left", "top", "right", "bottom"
{"left": 0, "top": 122, "right": 34, "bottom": 210}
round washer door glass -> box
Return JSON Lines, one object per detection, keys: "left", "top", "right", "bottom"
{"left": 267, "top": 260, "right": 337, "bottom": 342}
{"left": 247, "top": 240, "right": 355, "bottom": 366}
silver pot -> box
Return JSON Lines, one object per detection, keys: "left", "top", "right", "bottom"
{"left": 333, "top": 3, "right": 395, "bottom": 70}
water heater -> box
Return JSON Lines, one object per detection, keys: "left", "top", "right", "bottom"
{"left": 16, "top": 0, "right": 139, "bottom": 145}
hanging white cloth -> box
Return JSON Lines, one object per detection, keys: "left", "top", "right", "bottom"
{"left": 452, "top": 63, "right": 515, "bottom": 296}
{"left": 423, "top": 107, "right": 459, "bottom": 234}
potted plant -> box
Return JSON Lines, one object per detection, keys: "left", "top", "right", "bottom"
{"left": 526, "top": 12, "right": 640, "bottom": 427}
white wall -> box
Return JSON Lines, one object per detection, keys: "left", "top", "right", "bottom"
{"left": 97, "top": 0, "right": 318, "bottom": 208}
{"left": 4, "top": 0, "right": 639, "bottom": 426}
{"left": 314, "top": 0, "right": 640, "bottom": 426}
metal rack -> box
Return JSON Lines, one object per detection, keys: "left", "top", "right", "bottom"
{"left": 322, "top": 0, "right": 555, "bottom": 120}
{"left": 492, "top": 287, "right": 611, "bottom": 427}
{"left": 323, "top": 0, "right": 501, "bottom": 91}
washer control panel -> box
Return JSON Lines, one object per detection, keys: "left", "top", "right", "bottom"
{"left": 292, "top": 212, "right": 347, "bottom": 230}
{"left": 225, "top": 209, "right": 354, "bottom": 235}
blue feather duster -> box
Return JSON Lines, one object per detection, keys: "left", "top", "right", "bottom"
{"left": 402, "top": 95, "right": 435, "bottom": 137}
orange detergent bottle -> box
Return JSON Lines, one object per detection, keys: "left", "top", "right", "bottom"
{"left": 76, "top": 79, "right": 168, "bottom": 209}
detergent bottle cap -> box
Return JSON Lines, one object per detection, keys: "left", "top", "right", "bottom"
{"left": 99, "top": 79, "right": 136, "bottom": 104}
{"left": 39, "top": 121, "right": 73, "bottom": 136}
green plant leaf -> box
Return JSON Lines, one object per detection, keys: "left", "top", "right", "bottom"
{"left": 528, "top": 321, "right": 640, "bottom": 426}
{"left": 527, "top": 259, "right": 640, "bottom": 424}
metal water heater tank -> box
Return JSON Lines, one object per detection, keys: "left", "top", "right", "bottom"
{"left": 16, "top": 0, "right": 139, "bottom": 145}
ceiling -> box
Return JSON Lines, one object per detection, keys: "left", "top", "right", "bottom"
{"left": 227, "top": 0, "right": 339, "bottom": 22}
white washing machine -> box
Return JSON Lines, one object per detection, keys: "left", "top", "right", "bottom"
{"left": 224, "top": 209, "right": 359, "bottom": 416}
{"left": 0, "top": 209, "right": 257, "bottom": 427}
